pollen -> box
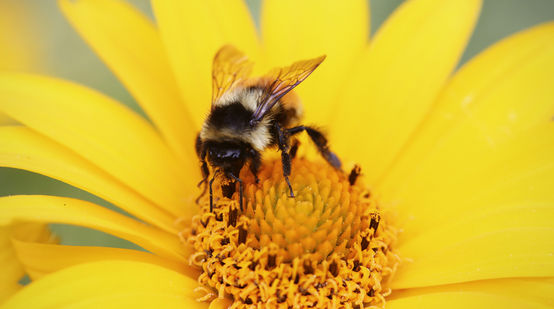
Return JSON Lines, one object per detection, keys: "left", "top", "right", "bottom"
{"left": 183, "top": 159, "right": 400, "bottom": 308}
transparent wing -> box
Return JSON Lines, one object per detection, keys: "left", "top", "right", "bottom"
{"left": 211, "top": 45, "right": 253, "bottom": 108}
{"left": 251, "top": 55, "right": 326, "bottom": 123}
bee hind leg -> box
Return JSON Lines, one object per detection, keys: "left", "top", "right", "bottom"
{"left": 289, "top": 139, "right": 300, "bottom": 160}
{"left": 287, "top": 125, "right": 342, "bottom": 170}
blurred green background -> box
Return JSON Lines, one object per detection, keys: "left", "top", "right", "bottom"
{"left": 1, "top": 0, "right": 554, "bottom": 248}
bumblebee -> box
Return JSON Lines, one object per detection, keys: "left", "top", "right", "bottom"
{"left": 196, "top": 45, "right": 341, "bottom": 212}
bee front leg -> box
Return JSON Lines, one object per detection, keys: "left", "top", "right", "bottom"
{"left": 273, "top": 123, "right": 294, "bottom": 198}
{"left": 209, "top": 170, "right": 219, "bottom": 213}
{"left": 195, "top": 134, "right": 210, "bottom": 204}
{"left": 248, "top": 149, "right": 261, "bottom": 184}
{"left": 228, "top": 173, "right": 244, "bottom": 212}
{"left": 197, "top": 160, "right": 209, "bottom": 187}
{"left": 195, "top": 162, "right": 209, "bottom": 205}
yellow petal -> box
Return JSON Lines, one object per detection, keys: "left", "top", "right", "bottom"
{"left": 389, "top": 123, "right": 554, "bottom": 238}
{"left": 0, "top": 195, "right": 189, "bottom": 262}
{"left": 0, "top": 73, "right": 196, "bottom": 219}
{"left": 59, "top": 0, "right": 197, "bottom": 161}
{"left": 0, "top": 223, "right": 54, "bottom": 304}
{"left": 392, "top": 278, "right": 554, "bottom": 307}
{"left": 387, "top": 289, "right": 551, "bottom": 309}
{"left": 261, "top": 0, "right": 369, "bottom": 124}
{"left": 389, "top": 126, "right": 554, "bottom": 288}
{"left": 380, "top": 22, "right": 554, "bottom": 201}
{"left": 10, "top": 224, "right": 198, "bottom": 280}
{"left": 392, "top": 202, "right": 554, "bottom": 288}
{"left": 151, "top": 0, "right": 259, "bottom": 127}
{"left": 332, "top": 0, "right": 482, "bottom": 184}
{"left": 0, "top": 228, "right": 22, "bottom": 303}
{"left": 2, "top": 260, "right": 207, "bottom": 309}
{"left": 0, "top": 126, "right": 177, "bottom": 234}
{"left": 0, "top": 113, "right": 16, "bottom": 126}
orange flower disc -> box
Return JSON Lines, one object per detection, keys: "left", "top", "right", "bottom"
{"left": 185, "top": 159, "right": 400, "bottom": 308}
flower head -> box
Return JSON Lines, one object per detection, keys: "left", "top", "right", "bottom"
{"left": 187, "top": 160, "right": 399, "bottom": 307}
{"left": 1, "top": 0, "right": 554, "bottom": 308}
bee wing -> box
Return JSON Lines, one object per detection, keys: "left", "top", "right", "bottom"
{"left": 251, "top": 55, "right": 326, "bottom": 124}
{"left": 211, "top": 45, "right": 254, "bottom": 108}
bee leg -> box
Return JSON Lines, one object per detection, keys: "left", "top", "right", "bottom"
{"left": 196, "top": 158, "right": 209, "bottom": 188}
{"left": 248, "top": 149, "right": 261, "bottom": 184}
{"left": 274, "top": 123, "right": 295, "bottom": 198}
{"left": 287, "top": 126, "right": 342, "bottom": 170}
{"left": 195, "top": 177, "right": 208, "bottom": 205}
{"left": 289, "top": 139, "right": 300, "bottom": 160}
{"left": 195, "top": 161, "right": 210, "bottom": 204}
{"left": 195, "top": 165, "right": 209, "bottom": 203}
{"left": 228, "top": 173, "right": 244, "bottom": 212}
{"left": 200, "top": 160, "right": 209, "bottom": 183}
{"left": 348, "top": 165, "right": 362, "bottom": 186}
{"left": 209, "top": 170, "right": 219, "bottom": 213}
{"left": 195, "top": 134, "right": 210, "bottom": 204}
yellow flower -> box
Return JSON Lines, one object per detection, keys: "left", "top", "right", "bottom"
{"left": 1, "top": 0, "right": 554, "bottom": 308}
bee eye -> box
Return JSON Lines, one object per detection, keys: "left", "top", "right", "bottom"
{"left": 208, "top": 148, "right": 242, "bottom": 160}
{"left": 223, "top": 149, "right": 241, "bottom": 159}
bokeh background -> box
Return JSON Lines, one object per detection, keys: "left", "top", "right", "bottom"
{"left": 1, "top": 0, "right": 554, "bottom": 248}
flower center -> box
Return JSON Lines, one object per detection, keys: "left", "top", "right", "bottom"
{"left": 184, "top": 159, "right": 399, "bottom": 308}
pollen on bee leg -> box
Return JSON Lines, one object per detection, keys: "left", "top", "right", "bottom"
{"left": 182, "top": 159, "right": 400, "bottom": 308}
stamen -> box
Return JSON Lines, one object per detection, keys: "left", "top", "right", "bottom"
{"left": 183, "top": 159, "right": 399, "bottom": 308}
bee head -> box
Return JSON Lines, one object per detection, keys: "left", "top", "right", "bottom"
{"left": 206, "top": 140, "right": 249, "bottom": 177}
